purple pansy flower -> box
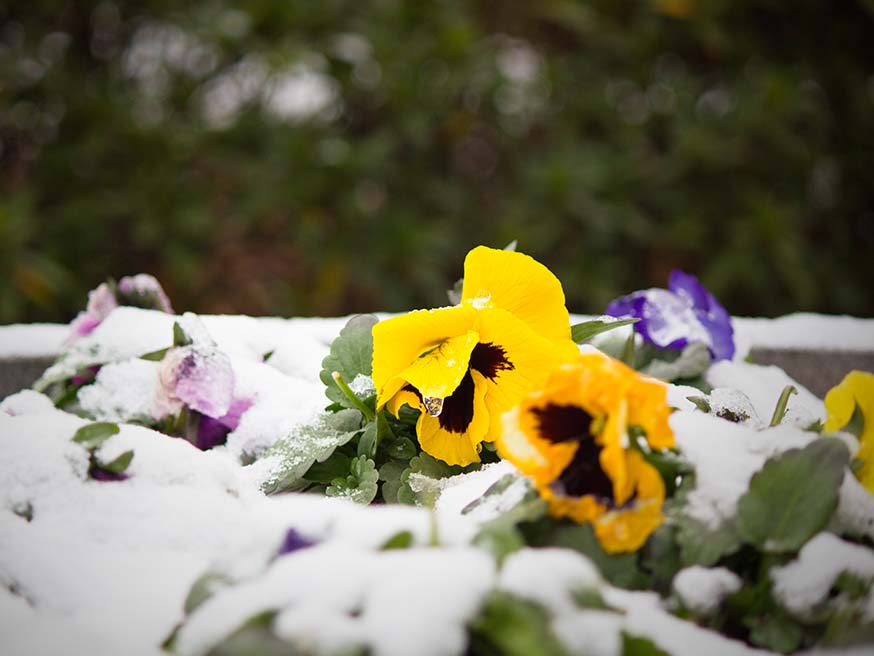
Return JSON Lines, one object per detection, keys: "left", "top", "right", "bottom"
{"left": 66, "top": 283, "right": 118, "bottom": 344}
{"left": 194, "top": 397, "right": 253, "bottom": 450}
{"left": 276, "top": 527, "right": 316, "bottom": 557}
{"left": 152, "top": 315, "right": 252, "bottom": 450}
{"left": 117, "top": 274, "right": 173, "bottom": 313}
{"left": 66, "top": 274, "right": 173, "bottom": 344}
{"left": 605, "top": 270, "right": 735, "bottom": 361}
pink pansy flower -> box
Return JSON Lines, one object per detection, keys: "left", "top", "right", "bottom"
{"left": 66, "top": 283, "right": 118, "bottom": 344}
{"left": 152, "top": 314, "right": 252, "bottom": 450}
{"left": 66, "top": 274, "right": 173, "bottom": 345}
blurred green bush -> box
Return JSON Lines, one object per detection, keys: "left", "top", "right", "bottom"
{"left": 2, "top": 1, "right": 873, "bottom": 323}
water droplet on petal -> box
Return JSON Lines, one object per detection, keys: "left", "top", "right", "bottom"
{"left": 423, "top": 396, "right": 444, "bottom": 417}
{"left": 470, "top": 291, "right": 492, "bottom": 309}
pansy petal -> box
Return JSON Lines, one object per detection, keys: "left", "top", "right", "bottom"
{"left": 372, "top": 305, "right": 478, "bottom": 402}
{"left": 539, "top": 484, "right": 606, "bottom": 524}
{"left": 594, "top": 452, "right": 665, "bottom": 553}
{"left": 475, "top": 307, "right": 578, "bottom": 422}
{"left": 461, "top": 246, "right": 572, "bottom": 346}
{"left": 668, "top": 270, "right": 711, "bottom": 310}
{"left": 636, "top": 289, "right": 709, "bottom": 350}
{"left": 823, "top": 371, "right": 866, "bottom": 433}
{"left": 674, "top": 271, "right": 735, "bottom": 361}
{"left": 825, "top": 371, "right": 874, "bottom": 492}
{"left": 416, "top": 370, "right": 489, "bottom": 466}
{"left": 398, "top": 330, "right": 479, "bottom": 401}
{"left": 498, "top": 406, "right": 578, "bottom": 487}
{"left": 599, "top": 399, "right": 632, "bottom": 506}
{"left": 386, "top": 388, "right": 423, "bottom": 418}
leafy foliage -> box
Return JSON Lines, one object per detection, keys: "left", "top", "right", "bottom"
{"left": 4, "top": 3, "right": 874, "bottom": 324}
{"left": 260, "top": 409, "right": 363, "bottom": 495}
{"left": 736, "top": 438, "right": 850, "bottom": 553}
{"left": 467, "top": 592, "right": 568, "bottom": 656}
{"left": 326, "top": 454, "right": 379, "bottom": 504}
{"left": 318, "top": 314, "right": 377, "bottom": 407}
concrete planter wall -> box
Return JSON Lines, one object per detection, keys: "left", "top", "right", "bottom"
{"left": 3, "top": 350, "right": 873, "bottom": 402}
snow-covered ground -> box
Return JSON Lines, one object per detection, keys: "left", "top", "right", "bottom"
{"left": 1, "top": 310, "right": 873, "bottom": 656}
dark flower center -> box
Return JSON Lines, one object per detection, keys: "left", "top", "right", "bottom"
{"left": 533, "top": 403, "right": 615, "bottom": 503}
{"left": 469, "top": 342, "right": 514, "bottom": 381}
{"left": 406, "top": 341, "right": 514, "bottom": 435}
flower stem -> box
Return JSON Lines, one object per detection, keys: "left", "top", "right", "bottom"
{"left": 769, "top": 385, "right": 797, "bottom": 427}
{"left": 332, "top": 371, "right": 375, "bottom": 422}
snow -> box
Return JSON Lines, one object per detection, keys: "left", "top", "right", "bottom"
{"left": 78, "top": 358, "right": 160, "bottom": 422}
{"left": 0, "top": 323, "right": 67, "bottom": 358}
{"left": 5, "top": 311, "right": 872, "bottom": 363}
{"left": 434, "top": 460, "right": 530, "bottom": 522}
{"left": 604, "top": 587, "right": 768, "bottom": 656}
{"left": 770, "top": 533, "right": 874, "bottom": 617}
{"left": 706, "top": 360, "right": 824, "bottom": 424}
{"left": 673, "top": 566, "right": 742, "bottom": 615}
{"left": 671, "top": 412, "right": 818, "bottom": 527}
{"left": 731, "top": 313, "right": 874, "bottom": 357}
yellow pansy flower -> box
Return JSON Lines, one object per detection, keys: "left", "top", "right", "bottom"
{"left": 825, "top": 370, "right": 874, "bottom": 491}
{"left": 372, "top": 246, "right": 578, "bottom": 467}
{"left": 497, "top": 352, "right": 674, "bottom": 553}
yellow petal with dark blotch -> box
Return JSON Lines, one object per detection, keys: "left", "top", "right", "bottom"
{"left": 627, "top": 375, "right": 674, "bottom": 450}
{"left": 386, "top": 388, "right": 423, "bottom": 418}
{"left": 461, "top": 246, "right": 573, "bottom": 347}
{"left": 497, "top": 406, "right": 577, "bottom": 487}
{"left": 398, "top": 330, "right": 479, "bottom": 401}
{"left": 474, "top": 307, "right": 576, "bottom": 418}
{"left": 599, "top": 398, "right": 632, "bottom": 506}
{"left": 594, "top": 452, "right": 665, "bottom": 553}
{"left": 538, "top": 483, "right": 606, "bottom": 524}
{"left": 372, "top": 305, "right": 477, "bottom": 407}
{"left": 416, "top": 370, "right": 490, "bottom": 466}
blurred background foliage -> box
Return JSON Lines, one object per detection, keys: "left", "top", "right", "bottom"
{"left": 1, "top": 0, "right": 873, "bottom": 323}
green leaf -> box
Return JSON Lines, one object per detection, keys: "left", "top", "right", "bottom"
{"left": 72, "top": 422, "right": 120, "bottom": 449}
{"left": 139, "top": 347, "right": 170, "bottom": 361}
{"left": 380, "top": 530, "right": 414, "bottom": 550}
{"left": 378, "top": 460, "right": 407, "bottom": 503}
{"left": 527, "top": 522, "right": 650, "bottom": 590}
{"left": 96, "top": 449, "right": 134, "bottom": 474}
{"left": 745, "top": 610, "right": 804, "bottom": 654}
{"left": 173, "top": 321, "right": 192, "bottom": 347}
{"left": 768, "top": 385, "right": 798, "bottom": 427}
{"left": 675, "top": 515, "right": 742, "bottom": 567}
{"left": 622, "top": 633, "right": 670, "bottom": 656}
{"left": 642, "top": 342, "right": 712, "bottom": 382}
{"left": 357, "top": 421, "right": 378, "bottom": 458}
{"left": 326, "top": 455, "right": 379, "bottom": 504}
{"left": 467, "top": 592, "right": 568, "bottom": 656}
{"left": 207, "top": 611, "right": 292, "bottom": 656}
{"left": 571, "top": 317, "right": 639, "bottom": 344}
{"left": 686, "top": 396, "right": 712, "bottom": 413}
{"left": 319, "top": 315, "right": 378, "bottom": 407}
{"left": 303, "top": 452, "right": 352, "bottom": 484}
{"left": 183, "top": 571, "right": 231, "bottom": 614}
{"left": 737, "top": 438, "right": 850, "bottom": 553}
{"left": 640, "top": 525, "right": 682, "bottom": 594}
{"left": 260, "top": 409, "right": 363, "bottom": 495}
{"left": 382, "top": 434, "right": 417, "bottom": 460}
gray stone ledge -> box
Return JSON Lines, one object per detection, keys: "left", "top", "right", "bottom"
{"left": 2, "top": 350, "right": 873, "bottom": 403}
